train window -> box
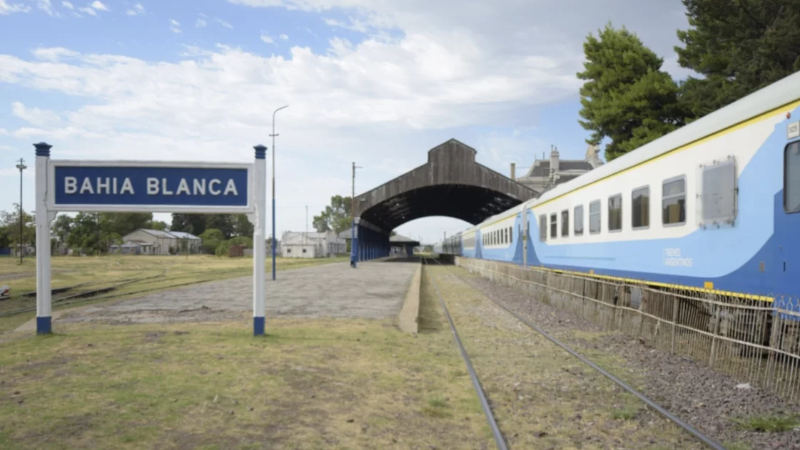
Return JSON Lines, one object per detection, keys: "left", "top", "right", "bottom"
{"left": 632, "top": 186, "right": 649, "bottom": 229}
{"left": 700, "top": 157, "right": 737, "bottom": 225}
{"left": 589, "top": 200, "right": 601, "bottom": 234}
{"left": 574, "top": 205, "right": 584, "bottom": 235}
{"left": 787, "top": 142, "right": 800, "bottom": 213}
{"left": 561, "top": 210, "right": 569, "bottom": 237}
{"left": 550, "top": 213, "right": 557, "bottom": 238}
{"left": 608, "top": 194, "right": 622, "bottom": 231}
{"left": 539, "top": 215, "right": 547, "bottom": 241}
{"left": 662, "top": 176, "right": 686, "bottom": 225}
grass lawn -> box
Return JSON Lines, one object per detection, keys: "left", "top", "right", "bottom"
{"left": 0, "top": 255, "right": 346, "bottom": 334}
{"left": 0, "top": 320, "right": 491, "bottom": 448}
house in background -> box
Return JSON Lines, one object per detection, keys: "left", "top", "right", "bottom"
{"left": 112, "top": 229, "right": 200, "bottom": 255}
{"left": 281, "top": 231, "right": 346, "bottom": 258}
{"left": 513, "top": 145, "right": 602, "bottom": 195}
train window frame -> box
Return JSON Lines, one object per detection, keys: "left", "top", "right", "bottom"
{"left": 608, "top": 194, "right": 622, "bottom": 232}
{"left": 699, "top": 157, "right": 737, "bottom": 226}
{"left": 539, "top": 215, "right": 547, "bottom": 241}
{"left": 574, "top": 205, "right": 584, "bottom": 235}
{"left": 508, "top": 227, "right": 512, "bottom": 244}
{"left": 662, "top": 175, "right": 687, "bottom": 226}
{"left": 550, "top": 213, "right": 557, "bottom": 238}
{"left": 561, "top": 210, "right": 569, "bottom": 237}
{"left": 589, "top": 200, "right": 601, "bottom": 234}
{"left": 632, "top": 185, "right": 650, "bottom": 230}
{"left": 784, "top": 141, "right": 800, "bottom": 213}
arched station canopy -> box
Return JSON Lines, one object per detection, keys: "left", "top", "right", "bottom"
{"left": 356, "top": 139, "right": 538, "bottom": 233}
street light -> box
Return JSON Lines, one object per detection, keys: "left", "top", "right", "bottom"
{"left": 270, "top": 104, "right": 288, "bottom": 281}
{"left": 15, "top": 158, "right": 26, "bottom": 264}
{"left": 350, "top": 161, "right": 362, "bottom": 268}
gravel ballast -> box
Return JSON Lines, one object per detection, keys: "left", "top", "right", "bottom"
{"left": 455, "top": 265, "right": 800, "bottom": 449}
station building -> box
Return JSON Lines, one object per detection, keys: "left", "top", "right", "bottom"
{"left": 281, "top": 231, "right": 346, "bottom": 258}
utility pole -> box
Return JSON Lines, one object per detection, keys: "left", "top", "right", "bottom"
{"left": 270, "top": 104, "right": 288, "bottom": 280}
{"left": 15, "top": 158, "right": 26, "bottom": 264}
{"left": 350, "top": 162, "right": 362, "bottom": 268}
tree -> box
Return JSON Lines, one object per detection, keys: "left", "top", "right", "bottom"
{"left": 676, "top": 0, "right": 800, "bottom": 119}
{"left": 0, "top": 205, "right": 35, "bottom": 252}
{"left": 170, "top": 213, "right": 251, "bottom": 238}
{"left": 312, "top": 195, "right": 352, "bottom": 234}
{"left": 578, "top": 25, "right": 684, "bottom": 161}
{"left": 199, "top": 228, "right": 225, "bottom": 254}
{"left": 99, "top": 212, "right": 152, "bottom": 237}
{"left": 52, "top": 214, "right": 73, "bottom": 245}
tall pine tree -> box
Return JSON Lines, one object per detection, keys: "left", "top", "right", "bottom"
{"left": 676, "top": 0, "right": 800, "bottom": 119}
{"left": 578, "top": 25, "right": 684, "bottom": 161}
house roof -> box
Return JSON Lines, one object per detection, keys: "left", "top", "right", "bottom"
{"left": 169, "top": 231, "right": 200, "bottom": 240}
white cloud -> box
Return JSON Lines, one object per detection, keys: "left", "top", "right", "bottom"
{"left": 36, "top": 0, "right": 55, "bottom": 15}
{"left": 169, "top": 18, "right": 181, "bottom": 34}
{"left": 78, "top": 6, "right": 95, "bottom": 15}
{"left": 260, "top": 33, "right": 274, "bottom": 44}
{"left": 33, "top": 46, "right": 80, "bottom": 61}
{"left": 0, "top": 0, "right": 690, "bottom": 240}
{"left": 125, "top": 2, "right": 144, "bottom": 16}
{"left": 195, "top": 17, "right": 207, "bottom": 28}
{"left": 90, "top": 0, "right": 106, "bottom": 11}
{"left": 216, "top": 18, "right": 233, "bottom": 29}
{"left": 0, "top": 0, "right": 30, "bottom": 14}
{"left": 279, "top": 33, "right": 288, "bottom": 40}
{"left": 11, "top": 102, "right": 62, "bottom": 127}
{"left": 61, "top": 0, "right": 73, "bottom": 9}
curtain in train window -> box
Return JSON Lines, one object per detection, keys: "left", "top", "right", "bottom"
{"left": 608, "top": 194, "right": 622, "bottom": 231}
{"left": 632, "top": 186, "right": 649, "bottom": 229}
{"left": 662, "top": 176, "right": 686, "bottom": 225}
{"left": 589, "top": 200, "right": 601, "bottom": 234}
{"left": 574, "top": 205, "right": 584, "bottom": 235}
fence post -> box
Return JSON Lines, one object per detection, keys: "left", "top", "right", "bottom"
{"left": 709, "top": 304, "right": 720, "bottom": 367}
{"left": 671, "top": 296, "right": 679, "bottom": 354}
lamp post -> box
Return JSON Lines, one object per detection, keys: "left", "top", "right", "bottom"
{"left": 15, "top": 158, "right": 26, "bottom": 264}
{"left": 350, "top": 161, "right": 362, "bottom": 268}
{"left": 270, "top": 104, "right": 288, "bottom": 280}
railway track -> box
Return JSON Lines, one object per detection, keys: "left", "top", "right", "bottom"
{"left": 422, "top": 255, "right": 724, "bottom": 449}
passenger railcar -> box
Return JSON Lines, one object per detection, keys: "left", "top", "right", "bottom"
{"left": 441, "top": 70, "right": 800, "bottom": 310}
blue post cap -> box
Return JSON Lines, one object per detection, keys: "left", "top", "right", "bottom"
{"left": 254, "top": 144, "right": 267, "bottom": 159}
{"left": 34, "top": 142, "right": 52, "bottom": 157}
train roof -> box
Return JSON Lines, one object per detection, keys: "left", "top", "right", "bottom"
{"left": 532, "top": 70, "right": 800, "bottom": 208}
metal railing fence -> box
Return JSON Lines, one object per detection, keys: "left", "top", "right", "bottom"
{"left": 456, "top": 257, "right": 800, "bottom": 401}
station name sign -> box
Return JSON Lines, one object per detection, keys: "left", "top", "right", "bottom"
{"left": 48, "top": 162, "right": 252, "bottom": 213}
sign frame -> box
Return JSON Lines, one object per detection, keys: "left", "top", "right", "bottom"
{"left": 47, "top": 159, "right": 255, "bottom": 214}
{"left": 33, "top": 143, "right": 268, "bottom": 336}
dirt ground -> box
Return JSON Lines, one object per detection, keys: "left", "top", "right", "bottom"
{"left": 452, "top": 264, "right": 800, "bottom": 449}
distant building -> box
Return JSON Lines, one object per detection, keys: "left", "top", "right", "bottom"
{"left": 514, "top": 145, "right": 602, "bottom": 195}
{"left": 390, "top": 234, "right": 420, "bottom": 257}
{"left": 168, "top": 231, "right": 202, "bottom": 254}
{"left": 112, "top": 229, "right": 201, "bottom": 255}
{"left": 281, "top": 231, "right": 346, "bottom": 258}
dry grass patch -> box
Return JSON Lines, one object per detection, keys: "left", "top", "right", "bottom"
{"left": 0, "top": 315, "right": 492, "bottom": 448}
{"left": 425, "top": 265, "right": 702, "bottom": 449}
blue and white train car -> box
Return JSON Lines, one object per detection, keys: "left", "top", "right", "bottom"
{"left": 447, "top": 70, "right": 800, "bottom": 307}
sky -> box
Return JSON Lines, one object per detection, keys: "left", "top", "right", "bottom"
{"left": 0, "top": 0, "right": 693, "bottom": 244}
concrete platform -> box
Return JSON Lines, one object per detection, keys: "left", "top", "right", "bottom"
{"left": 45, "top": 259, "right": 420, "bottom": 326}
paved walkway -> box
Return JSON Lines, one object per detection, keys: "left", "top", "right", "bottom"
{"left": 46, "top": 259, "right": 419, "bottom": 326}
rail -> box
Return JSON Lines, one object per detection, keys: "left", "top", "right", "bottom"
{"left": 457, "top": 257, "right": 800, "bottom": 402}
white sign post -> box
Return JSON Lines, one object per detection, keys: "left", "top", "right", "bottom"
{"left": 33, "top": 142, "right": 268, "bottom": 336}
